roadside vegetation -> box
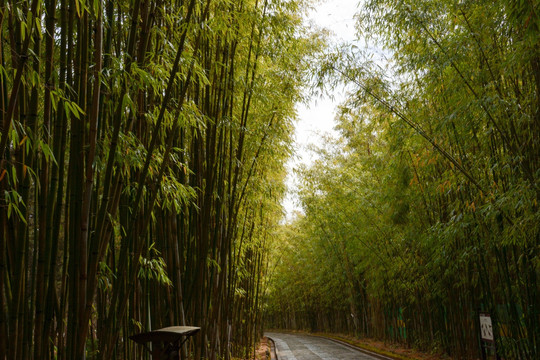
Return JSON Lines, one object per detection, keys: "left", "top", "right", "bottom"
{"left": 264, "top": 0, "right": 539, "bottom": 359}
{"left": 0, "top": 0, "right": 320, "bottom": 359}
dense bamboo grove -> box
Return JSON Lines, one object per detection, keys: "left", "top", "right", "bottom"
{"left": 265, "top": 0, "right": 539, "bottom": 359}
{"left": 0, "top": 0, "right": 317, "bottom": 359}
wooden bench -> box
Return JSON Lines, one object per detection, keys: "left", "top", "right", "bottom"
{"left": 130, "top": 326, "right": 200, "bottom": 360}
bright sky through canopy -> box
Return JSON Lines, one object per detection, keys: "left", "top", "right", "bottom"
{"left": 283, "top": 0, "right": 361, "bottom": 220}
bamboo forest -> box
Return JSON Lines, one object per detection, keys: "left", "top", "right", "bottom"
{"left": 0, "top": 0, "right": 538, "bottom": 359}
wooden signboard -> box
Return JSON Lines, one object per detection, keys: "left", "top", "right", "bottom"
{"left": 130, "top": 326, "right": 200, "bottom": 360}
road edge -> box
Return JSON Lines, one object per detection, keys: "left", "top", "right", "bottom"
{"left": 266, "top": 336, "right": 278, "bottom": 360}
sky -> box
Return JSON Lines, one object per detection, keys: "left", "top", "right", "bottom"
{"left": 282, "top": 0, "right": 362, "bottom": 220}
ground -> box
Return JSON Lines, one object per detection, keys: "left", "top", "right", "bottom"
{"left": 253, "top": 332, "right": 454, "bottom": 360}
{"left": 312, "top": 332, "right": 453, "bottom": 360}
{"left": 255, "top": 336, "right": 272, "bottom": 360}
{"left": 247, "top": 336, "right": 271, "bottom": 360}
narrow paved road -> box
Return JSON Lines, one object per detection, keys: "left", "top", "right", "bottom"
{"left": 265, "top": 332, "right": 386, "bottom": 360}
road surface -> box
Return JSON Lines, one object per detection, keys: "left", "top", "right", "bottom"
{"left": 265, "top": 332, "right": 388, "bottom": 360}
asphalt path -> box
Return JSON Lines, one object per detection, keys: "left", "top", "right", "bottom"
{"left": 265, "top": 332, "right": 386, "bottom": 360}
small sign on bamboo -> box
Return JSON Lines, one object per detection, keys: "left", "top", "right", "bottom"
{"left": 479, "top": 313, "right": 494, "bottom": 342}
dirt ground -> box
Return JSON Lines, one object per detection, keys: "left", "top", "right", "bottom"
{"left": 251, "top": 336, "right": 271, "bottom": 360}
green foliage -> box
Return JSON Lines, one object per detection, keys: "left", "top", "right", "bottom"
{"left": 0, "top": 0, "right": 321, "bottom": 359}
{"left": 266, "top": 0, "right": 539, "bottom": 358}
{"left": 138, "top": 245, "right": 172, "bottom": 287}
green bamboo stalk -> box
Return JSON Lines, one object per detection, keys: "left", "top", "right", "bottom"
{"left": 33, "top": 0, "right": 55, "bottom": 357}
